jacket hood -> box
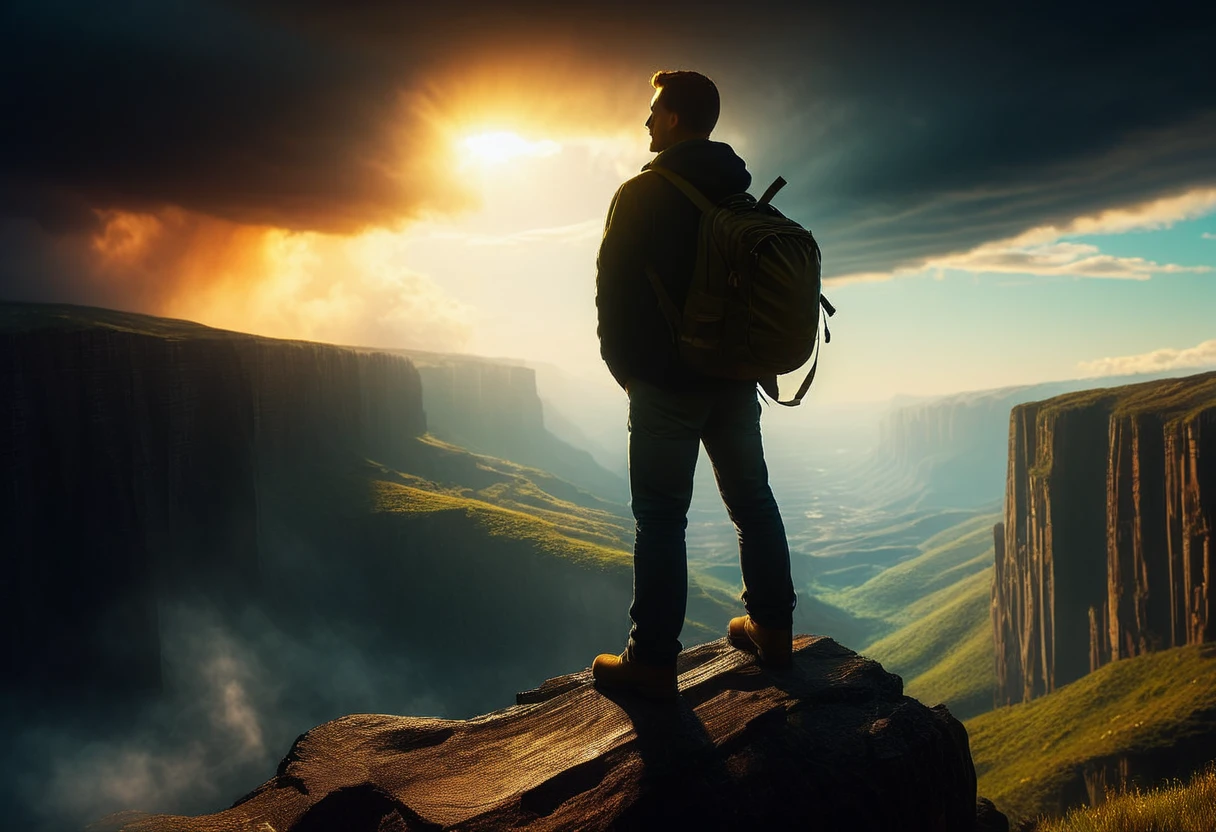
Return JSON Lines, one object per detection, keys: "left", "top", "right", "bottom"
{"left": 642, "top": 139, "right": 751, "bottom": 201}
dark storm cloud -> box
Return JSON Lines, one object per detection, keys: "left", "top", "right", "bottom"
{"left": 1, "top": 0, "right": 425, "bottom": 236}
{"left": 759, "top": 3, "right": 1216, "bottom": 275}
{"left": 1, "top": 0, "right": 1214, "bottom": 281}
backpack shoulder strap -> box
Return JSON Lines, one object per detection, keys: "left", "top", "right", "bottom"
{"left": 646, "top": 166, "right": 716, "bottom": 214}
{"left": 766, "top": 296, "right": 837, "bottom": 407}
{"left": 779, "top": 351, "right": 820, "bottom": 407}
{"left": 757, "top": 176, "right": 786, "bottom": 206}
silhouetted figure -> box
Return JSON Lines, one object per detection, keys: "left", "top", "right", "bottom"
{"left": 592, "top": 71, "right": 797, "bottom": 701}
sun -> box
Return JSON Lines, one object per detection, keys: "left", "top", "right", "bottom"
{"left": 459, "top": 131, "right": 561, "bottom": 165}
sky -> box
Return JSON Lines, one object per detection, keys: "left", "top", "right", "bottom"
{"left": 2, "top": 0, "right": 1214, "bottom": 403}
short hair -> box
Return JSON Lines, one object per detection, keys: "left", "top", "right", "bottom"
{"left": 650, "top": 70, "right": 720, "bottom": 135}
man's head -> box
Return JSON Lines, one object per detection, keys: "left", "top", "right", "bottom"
{"left": 646, "top": 70, "right": 720, "bottom": 153}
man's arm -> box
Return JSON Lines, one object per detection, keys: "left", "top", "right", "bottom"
{"left": 595, "top": 178, "right": 650, "bottom": 391}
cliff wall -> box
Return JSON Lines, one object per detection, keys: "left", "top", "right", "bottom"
{"left": 0, "top": 306, "right": 426, "bottom": 700}
{"left": 993, "top": 372, "right": 1216, "bottom": 705}
{"left": 392, "top": 349, "right": 627, "bottom": 501}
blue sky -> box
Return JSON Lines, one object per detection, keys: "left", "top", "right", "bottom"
{"left": 804, "top": 214, "right": 1216, "bottom": 401}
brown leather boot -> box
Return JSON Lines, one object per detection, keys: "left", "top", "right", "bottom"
{"left": 728, "top": 615, "right": 793, "bottom": 669}
{"left": 592, "top": 649, "right": 679, "bottom": 702}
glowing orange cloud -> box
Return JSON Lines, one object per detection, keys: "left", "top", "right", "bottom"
{"left": 67, "top": 49, "right": 657, "bottom": 352}
{"left": 83, "top": 207, "right": 473, "bottom": 351}
{"left": 90, "top": 210, "right": 165, "bottom": 264}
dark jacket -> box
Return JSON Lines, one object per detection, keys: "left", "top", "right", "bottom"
{"left": 595, "top": 138, "right": 757, "bottom": 392}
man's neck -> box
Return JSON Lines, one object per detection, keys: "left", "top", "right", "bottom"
{"left": 656, "top": 135, "right": 712, "bottom": 154}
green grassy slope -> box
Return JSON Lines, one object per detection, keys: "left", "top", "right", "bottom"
{"left": 832, "top": 512, "right": 998, "bottom": 623}
{"left": 807, "top": 511, "right": 1002, "bottom": 719}
{"left": 862, "top": 566, "right": 995, "bottom": 719}
{"left": 291, "top": 433, "right": 745, "bottom": 645}
{"left": 393, "top": 434, "right": 632, "bottom": 542}
{"left": 966, "top": 644, "right": 1216, "bottom": 823}
{"left": 812, "top": 507, "right": 988, "bottom": 558}
{"left": 369, "top": 476, "right": 631, "bottom": 570}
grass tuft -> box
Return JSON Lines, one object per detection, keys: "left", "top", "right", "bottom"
{"left": 1033, "top": 765, "right": 1216, "bottom": 832}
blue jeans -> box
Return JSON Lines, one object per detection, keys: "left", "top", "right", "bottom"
{"left": 625, "top": 378, "right": 797, "bottom": 665}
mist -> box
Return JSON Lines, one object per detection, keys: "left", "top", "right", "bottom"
{"left": 2, "top": 598, "right": 456, "bottom": 830}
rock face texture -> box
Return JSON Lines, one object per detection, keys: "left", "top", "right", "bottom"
{"left": 992, "top": 372, "right": 1216, "bottom": 705}
{"left": 96, "top": 636, "right": 985, "bottom": 832}
{"left": 0, "top": 304, "right": 426, "bottom": 701}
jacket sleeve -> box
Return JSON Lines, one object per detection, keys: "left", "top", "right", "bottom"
{"left": 595, "top": 178, "right": 650, "bottom": 390}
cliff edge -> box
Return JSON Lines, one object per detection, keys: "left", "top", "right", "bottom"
{"left": 993, "top": 371, "right": 1216, "bottom": 705}
{"left": 0, "top": 302, "right": 426, "bottom": 699}
{"left": 92, "top": 636, "right": 990, "bottom": 832}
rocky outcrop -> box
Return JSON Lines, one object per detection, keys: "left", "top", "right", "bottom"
{"left": 94, "top": 635, "right": 991, "bottom": 832}
{"left": 0, "top": 304, "right": 426, "bottom": 701}
{"left": 993, "top": 372, "right": 1216, "bottom": 705}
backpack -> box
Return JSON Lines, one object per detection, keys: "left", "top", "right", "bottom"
{"left": 643, "top": 166, "right": 835, "bottom": 407}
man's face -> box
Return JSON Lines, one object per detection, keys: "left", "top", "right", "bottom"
{"left": 645, "top": 89, "right": 679, "bottom": 153}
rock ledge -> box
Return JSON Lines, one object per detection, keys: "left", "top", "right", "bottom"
{"left": 96, "top": 635, "right": 981, "bottom": 831}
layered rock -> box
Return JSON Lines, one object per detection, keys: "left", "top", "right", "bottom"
{"left": 0, "top": 304, "right": 425, "bottom": 700}
{"left": 94, "top": 635, "right": 988, "bottom": 832}
{"left": 993, "top": 372, "right": 1216, "bottom": 705}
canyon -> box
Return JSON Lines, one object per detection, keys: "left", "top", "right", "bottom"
{"left": 1, "top": 305, "right": 426, "bottom": 701}
{"left": 992, "top": 371, "right": 1216, "bottom": 705}
{"left": 388, "top": 349, "right": 626, "bottom": 501}
{"left": 874, "top": 371, "right": 1204, "bottom": 509}
{"left": 0, "top": 303, "right": 629, "bottom": 710}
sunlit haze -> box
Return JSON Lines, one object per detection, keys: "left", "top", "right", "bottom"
{"left": 459, "top": 131, "right": 562, "bottom": 165}
{"left": 2, "top": 4, "right": 1214, "bottom": 404}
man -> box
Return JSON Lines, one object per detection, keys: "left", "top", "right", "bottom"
{"left": 591, "top": 70, "right": 798, "bottom": 702}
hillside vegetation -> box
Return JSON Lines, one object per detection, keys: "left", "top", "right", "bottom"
{"left": 1033, "top": 765, "right": 1216, "bottom": 832}
{"left": 831, "top": 512, "right": 997, "bottom": 623}
{"left": 378, "top": 435, "right": 634, "bottom": 561}
{"left": 814, "top": 511, "right": 1000, "bottom": 719}
{"left": 807, "top": 507, "right": 990, "bottom": 589}
{"left": 863, "top": 566, "right": 995, "bottom": 719}
{"left": 966, "top": 644, "right": 1216, "bottom": 823}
